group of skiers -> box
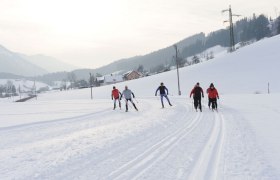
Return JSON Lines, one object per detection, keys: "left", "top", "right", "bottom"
{"left": 111, "top": 82, "right": 219, "bottom": 112}
{"left": 189, "top": 82, "right": 219, "bottom": 112}
{"left": 111, "top": 85, "right": 138, "bottom": 112}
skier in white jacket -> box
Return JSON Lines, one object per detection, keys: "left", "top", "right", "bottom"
{"left": 121, "top": 86, "right": 138, "bottom": 112}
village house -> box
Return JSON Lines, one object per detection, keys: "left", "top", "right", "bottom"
{"left": 123, "top": 71, "right": 142, "bottom": 81}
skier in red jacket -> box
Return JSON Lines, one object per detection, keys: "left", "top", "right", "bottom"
{"left": 206, "top": 83, "right": 219, "bottom": 110}
{"left": 111, "top": 86, "right": 122, "bottom": 110}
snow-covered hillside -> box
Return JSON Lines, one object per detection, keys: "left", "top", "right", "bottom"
{"left": 0, "top": 44, "right": 77, "bottom": 76}
{"left": 37, "top": 34, "right": 280, "bottom": 101}
{"left": 0, "top": 35, "right": 280, "bottom": 180}
{"left": 20, "top": 54, "right": 77, "bottom": 73}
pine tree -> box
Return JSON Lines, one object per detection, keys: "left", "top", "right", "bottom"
{"left": 255, "top": 15, "right": 270, "bottom": 40}
{"left": 277, "top": 16, "right": 280, "bottom": 35}
{"left": 137, "top": 65, "right": 144, "bottom": 73}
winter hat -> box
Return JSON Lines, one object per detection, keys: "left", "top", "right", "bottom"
{"left": 210, "top": 83, "right": 214, "bottom": 87}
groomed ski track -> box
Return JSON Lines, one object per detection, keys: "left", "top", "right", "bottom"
{"left": 0, "top": 97, "right": 277, "bottom": 179}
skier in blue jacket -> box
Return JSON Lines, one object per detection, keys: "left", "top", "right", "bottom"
{"left": 155, "top": 82, "right": 172, "bottom": 108}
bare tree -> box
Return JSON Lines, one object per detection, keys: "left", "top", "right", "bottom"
{"left": 67, "top": 72, "right": 77, "bottom": 89}
{"left": 192, "top": 55, "right": 200, "bottom": 64}
{"left": 137, "top": 65, "right": 144, "bottom": 73}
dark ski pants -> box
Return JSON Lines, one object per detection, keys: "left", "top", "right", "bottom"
{"left": 113, "top": 97, "right": 121, "bottom": 109}
{"left": 209, "top": 98, "right": 217, "bottom": 109}
{"left": 193, "top": 97, "right": 202, "bottom": 110}
{"left": 125, "top": 98, "right": 138, "bottom": 111}
{"left": 160, "top": 94, "right": 172, "bottom": 107}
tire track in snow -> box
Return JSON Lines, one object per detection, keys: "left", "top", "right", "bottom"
{"left": 0, "top": 108, "right": 112, "bottom": 132}
{"left": 0, "top": 108, "right": 117, "bottom": 150}
{"left": 7, "top": 99, "right": 189, "bottom": 179}
{"left": 0, "top": 105, "right": 155, "bottom": 180}
{"left": 220, "top": 106, "right": 279, "bottom": 179}
{"left": 45, "top": 99, "right": 194, "bottom": 179}
{"left": 187, "top": 110, "right": 225, "bottom": 180}
{"left": 108, "top": 104, "right": 204, "bottom": 180}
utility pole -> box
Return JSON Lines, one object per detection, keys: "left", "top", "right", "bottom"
{"left": 222, "top": 5, "right": 241, "bottom": 52}
{"left": 173, "top": 44, "right": 181, "bottom": 96}
{"left": 89, "top": 73, "right": 93, "bottom": 100}
{"left": 33, "top": 80, "right": 37, "bottom": 100}
{"left": 18, "top": 85, "right": 21, "bottom": 100}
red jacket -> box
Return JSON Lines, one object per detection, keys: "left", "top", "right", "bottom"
{"left": 207, "top": 88, "right": 219, "bottom": 99}
{"left": 112, "top": 89, "right": 121, "bottom": 99}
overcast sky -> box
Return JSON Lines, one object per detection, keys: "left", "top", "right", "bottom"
{"left": 0, "top": 0, "right": 279, "bottom": 69}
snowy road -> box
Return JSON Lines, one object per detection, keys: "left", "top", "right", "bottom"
{"left": 0, "top": 97, "right": 279, "bottom": 180}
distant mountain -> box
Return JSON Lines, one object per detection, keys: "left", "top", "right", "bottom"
{"left": 0, "top": 44, "right": 77, "bottom": 78}
{"left": 0, "top": 45, "right": 48, "bottom": 76}
{"left": 20, "top": 54, "right": 77, "bottom": 73}
{"left": 0, "top": 72, "right": 25, "bottom": 79}
{"left": 73, "top": 33, "right": 206, "bottom": 80}
{"left": 34, "top": 71, "right": 69, "bottom": 85}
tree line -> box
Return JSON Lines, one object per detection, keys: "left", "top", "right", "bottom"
{"left": 149, "top": 14, "right": 280, "bottom": 73}
{"left": 181, "top": 14, "right": 279, "bottom": 59}
{"left": 0, "top": 81, "right": 17, "bottom": 98}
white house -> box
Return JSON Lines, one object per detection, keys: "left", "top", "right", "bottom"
{"left": 104, "top": 74, "right": 123, "bottom": 84}
{"left": 96, "top": 76, "right": 105, "bottom": 84}
{"left": 96, "top": 74, "right": 123, "bottom": 85}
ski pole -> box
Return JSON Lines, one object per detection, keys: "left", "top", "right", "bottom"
{"left": 191, "top": 98, "right": 194, "bottom": 111}
{"left": 217, "top": 98, "right": 221, "bottom": 109}
{"left": 155, "top": 94, "right": 159, "bottom": 101}
{"left": 123, "top": 98, "right": 132, "bottom": 108}
{"left": 134, "top": 97, "right": 139, "bottom": 103}
{"left": 127, "top": 99, "right": 133, "bottom": 108}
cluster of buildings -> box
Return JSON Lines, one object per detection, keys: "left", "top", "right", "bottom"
{"left": 96, "top": 70, "right": 143, "bottom": 86}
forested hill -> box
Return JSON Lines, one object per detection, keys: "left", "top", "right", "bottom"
{"left": 71, "top": 14, "right": 280, "bottom": 80}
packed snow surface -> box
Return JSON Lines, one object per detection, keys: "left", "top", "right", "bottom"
{"left": 1, "top": 35, "right": 280, "bottom": 179}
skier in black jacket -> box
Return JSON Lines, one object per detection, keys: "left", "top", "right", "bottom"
{"left": 190, "top": 82, "right": 204, "bottom": 112}
{"left": 155, "top": 82, "right": 172, "bottom": 108}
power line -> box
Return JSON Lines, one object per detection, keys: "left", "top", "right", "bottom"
{"left": 222, "top": 5, "right": 241, "bottom": 52}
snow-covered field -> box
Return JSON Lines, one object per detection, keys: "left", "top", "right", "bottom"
{"left": 0, "top": 79, "right": 50, "bottom": 101}
{"left": 1, "top": 35, "right": 280, "bottom": 179}
{"left": 0, "top": 79, "right": 50, "bottom": 92}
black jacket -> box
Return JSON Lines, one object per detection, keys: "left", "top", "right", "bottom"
{"left": 155, "top": 86, "right": 168, "bottom": 95}
{"left": 190, "top": 86, "right": 204, "bottom": 99}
